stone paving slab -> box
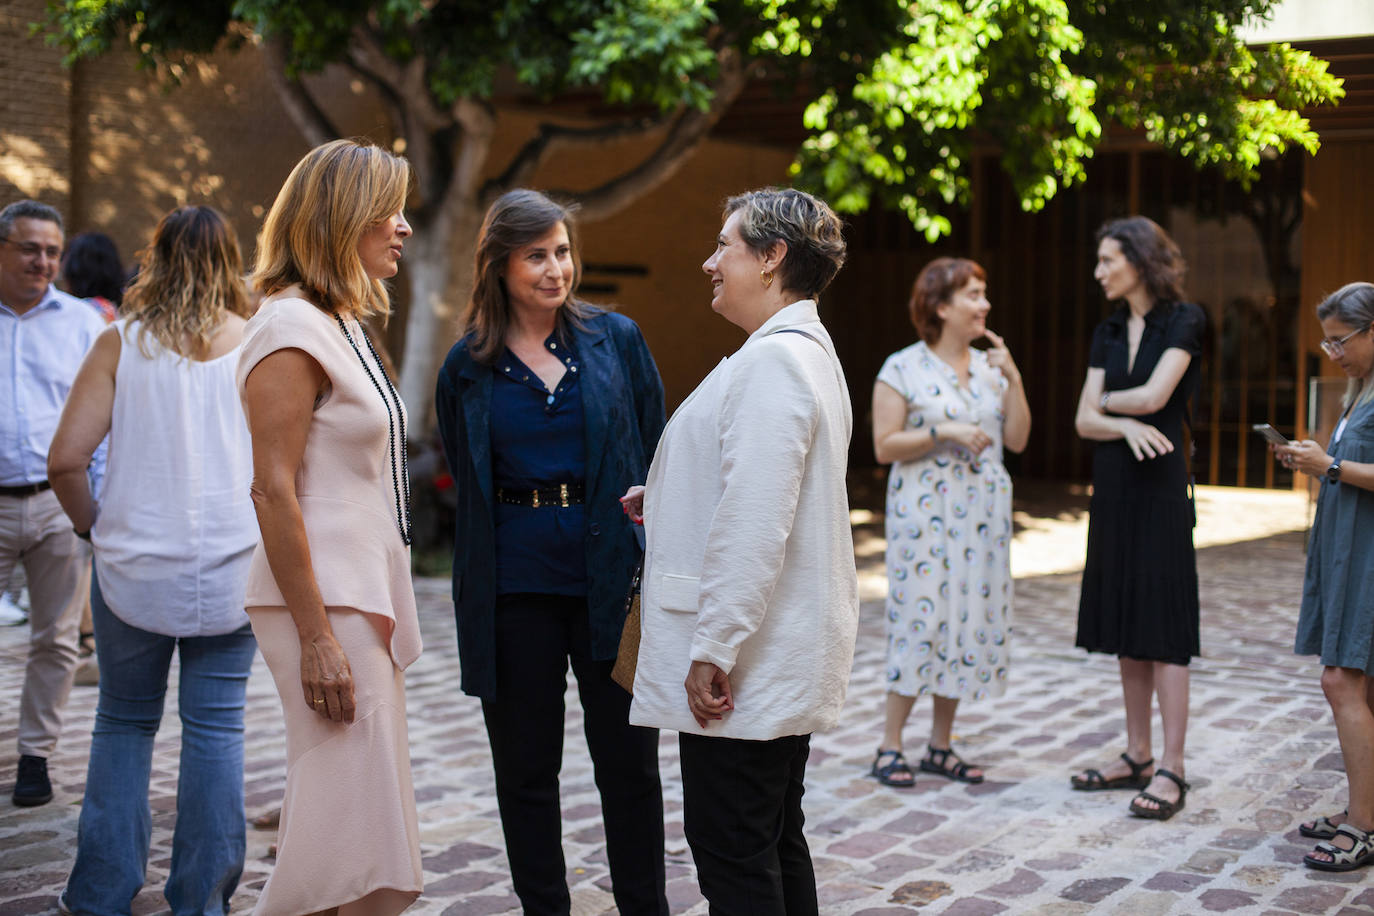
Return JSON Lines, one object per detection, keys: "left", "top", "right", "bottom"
{"left": 2, "top": 484, "right": 1368, "bottom": 915}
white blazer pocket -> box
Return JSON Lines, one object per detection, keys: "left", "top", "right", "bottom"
{"left": 657, "top": 573, "right": 700, "bottom": 614}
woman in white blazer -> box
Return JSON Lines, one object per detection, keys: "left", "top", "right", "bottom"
{"left": 623, "top": 188, "right": 859, "bottom": 915}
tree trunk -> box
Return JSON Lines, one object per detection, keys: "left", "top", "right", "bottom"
{"left": 396, "top": 200, "right": 484, "bottom": 439}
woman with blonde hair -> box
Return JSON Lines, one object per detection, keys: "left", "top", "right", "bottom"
{"left": 238, "top": 138, "right": 422, "bottom": 914}
{"left": 49, "top": 206, "right": 259, "bottom": 914}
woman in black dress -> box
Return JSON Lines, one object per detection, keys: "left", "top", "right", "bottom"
{"left": 1070, "top": 216, "right": 1205, "bottom": 821}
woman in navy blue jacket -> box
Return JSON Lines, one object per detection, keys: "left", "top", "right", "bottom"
{"left": 435, "top": 189, "right": 668, "bottom": 915}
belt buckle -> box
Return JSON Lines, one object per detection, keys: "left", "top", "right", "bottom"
{"left": 531, "top": 488, "right": 540, "bottom": 509}
{"left": 559, "top": 483, "right": 569, "bottom": 507}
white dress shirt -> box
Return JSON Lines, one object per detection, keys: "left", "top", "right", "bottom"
{"left": 0, "top": 284, "right": 107, "bottom": 486}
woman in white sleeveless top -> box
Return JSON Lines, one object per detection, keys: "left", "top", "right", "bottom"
{"left": 48, "top": 206, "right": 258, "bottom": 915}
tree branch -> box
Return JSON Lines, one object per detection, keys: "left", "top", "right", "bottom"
{"left": 560, "top": 49, "right": 756, "bottom": 221}
{"left": 483, "top": 112, "right": 674, "bottom": 199}
{"left": 339, "top": 25, "right": 460, "bottom": 210}
{"left": 261, "top": 37, "right": 340, "bottom": 146}
{"left": 448, "top": 98, "right": 495, "bottom": 217}
{"left": 347, "top": 25, "right": 447, "bottom": 132}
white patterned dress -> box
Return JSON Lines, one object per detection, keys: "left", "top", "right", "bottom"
{"left": 877, "top": 341, "right": 1013, "bottom": 700}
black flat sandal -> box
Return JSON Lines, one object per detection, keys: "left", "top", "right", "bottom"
{"left": 1129, "top": 768, "right": 1189, "bottom": 821}
{"left": 918, "top": 745, "right": 984, "bottom": 784}
{"left": 1071, "top": 752, "right": 1153, "bottom": 791}
{"left": 869, "top": 749, "right": 916, "bottom": 788}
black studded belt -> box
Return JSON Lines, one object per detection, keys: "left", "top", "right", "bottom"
{"left": 497, "top": 483, "right": 586, "bottom": 508}
{"left": 0, "top": 480, "right": 51, "bottom": 498}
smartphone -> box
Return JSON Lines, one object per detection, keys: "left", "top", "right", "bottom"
{"left": 1252, "top": 423, "right": 1293, "bottom": 446}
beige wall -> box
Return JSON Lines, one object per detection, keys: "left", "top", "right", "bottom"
{"left": 0, "top": 0, "right": 794, "bottom": 411}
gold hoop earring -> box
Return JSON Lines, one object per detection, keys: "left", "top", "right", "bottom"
{"left": 760, "top": 269, "right": 774, "bottom": 289}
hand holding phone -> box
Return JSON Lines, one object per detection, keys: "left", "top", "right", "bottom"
{"left": 1252, "top": 423, "right": 1294, "bottom": 446}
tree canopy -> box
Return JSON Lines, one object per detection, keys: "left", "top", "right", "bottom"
{"left": 40, "top": 0, "right": 1345, "bottom": 417}
{"left": 795, "top": 0, "right": 1343, "bottom": 239}
{"left": 45, "top": 0, "right": 1343, "bottom": 241}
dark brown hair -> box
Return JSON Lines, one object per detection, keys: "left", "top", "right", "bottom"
{"left": 461, "top": 189, "right": 593, "bottom": 364}
{"left": 908, "top": 257, "right": 986, "bottom": 344}
{"left": 1096, "top": 216, "right": 1186, "bottom": 305}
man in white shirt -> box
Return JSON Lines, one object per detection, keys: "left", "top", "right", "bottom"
{"left": 0, "top": 200, "right": 106, "bottom": 806}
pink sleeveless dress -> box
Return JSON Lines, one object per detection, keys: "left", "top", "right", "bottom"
{"left": 237, "top": 291, "right": 423, "bottom": 916}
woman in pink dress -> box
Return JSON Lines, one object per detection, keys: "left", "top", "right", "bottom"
{"left": 238, "top": 138, "right": 423, "bottom": 915}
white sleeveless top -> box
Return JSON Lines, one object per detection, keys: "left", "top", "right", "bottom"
{"left": 92, "top": 318, "right": 257, "bottom": 637}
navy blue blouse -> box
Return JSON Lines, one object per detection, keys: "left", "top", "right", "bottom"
{"left": 490, "top": 335, "right": 587, "bottom": 596}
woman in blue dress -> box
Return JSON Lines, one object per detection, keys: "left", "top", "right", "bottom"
{"left": 1277, "top": 281, "right": 1374, "bottom": 871}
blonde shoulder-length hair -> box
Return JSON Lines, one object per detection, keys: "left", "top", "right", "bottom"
{"left": 121, "top": 205, "right": 251, "bottom": 359}
{"left": 253, "top": 138, "right": 410, "bottom": 320}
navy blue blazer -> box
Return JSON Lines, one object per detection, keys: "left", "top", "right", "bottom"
{"left": 435, "top": 308, "right": 667, "bottom": 699}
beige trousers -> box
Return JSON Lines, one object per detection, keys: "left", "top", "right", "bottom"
{"left": 0, "top": 489, "right": 89, "bottom": 758}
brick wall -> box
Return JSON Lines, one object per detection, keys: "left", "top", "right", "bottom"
{"left": 0, "top": 5, "right": 794, "bottom": 415}
{"left": 0, "top": 0, "right": 72, "bottom": 214}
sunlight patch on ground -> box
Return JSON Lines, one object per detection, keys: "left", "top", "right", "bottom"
{"left": 858, "top": 484, "right": 1312, "bottom": 599}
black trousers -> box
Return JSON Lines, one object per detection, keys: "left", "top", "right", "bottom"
{"left": 482, "top": 593, "right": 668, "bottom": 916}
{"left": 678, "top": 732, "right": 817, "bottom": 916}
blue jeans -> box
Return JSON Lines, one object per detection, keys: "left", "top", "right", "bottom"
{"left": 63, "top": 576, "right": 257, "bottom": 916}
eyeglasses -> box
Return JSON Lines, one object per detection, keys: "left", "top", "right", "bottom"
{"left": 0, "top": 238, "right": 62, "bottom": 261}
{"left": 1320, "top": 325, "right": 1371, "bottom": 359}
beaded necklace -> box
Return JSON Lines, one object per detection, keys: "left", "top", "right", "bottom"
{"left": 335, "top": 314, "right": 413, "bottom": 546}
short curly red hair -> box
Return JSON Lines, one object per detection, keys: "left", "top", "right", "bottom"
{"left": 908, "top": 257, "right": 986, "bottom": 344}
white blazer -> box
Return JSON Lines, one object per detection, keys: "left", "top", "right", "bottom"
{"left": 629, "top": 300, "right": 860, "bottom": 740}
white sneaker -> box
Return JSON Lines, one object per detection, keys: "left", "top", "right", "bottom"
{"left": 0, "top": 593, "right": 26, "bottom": 626}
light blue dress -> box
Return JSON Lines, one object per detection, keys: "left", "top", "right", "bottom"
{"left": 1296, "top": 395, "right": 1374, "bottom": 673}
{"left": 878, "top": 341, "right": 1013, "bottom": 700}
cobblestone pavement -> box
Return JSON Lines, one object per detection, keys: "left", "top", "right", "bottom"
{"left": 5, "top": 484, "right": 1371, "bottom": 915}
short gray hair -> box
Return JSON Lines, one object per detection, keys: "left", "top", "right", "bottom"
{"left": 0, "top": 200, "right": 64, "bottom": 241}
{"left": 723, "top": 188, "right": 846, "bottom": 299}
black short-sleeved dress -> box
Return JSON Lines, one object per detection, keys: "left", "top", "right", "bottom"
{"left": 1076, "top": 301, "right": 1205, "bottom": 665}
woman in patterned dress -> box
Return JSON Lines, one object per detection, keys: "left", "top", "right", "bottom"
{"left": 868, "top": 257, "right": 1030, "bottom": 787}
